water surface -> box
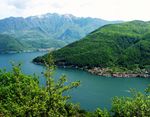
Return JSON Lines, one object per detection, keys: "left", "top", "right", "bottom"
{"left": 0, "top": 52, "right": 150, "bottom": 111}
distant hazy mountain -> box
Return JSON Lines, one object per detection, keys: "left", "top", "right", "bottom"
{"left": 0, "top": 13, "right": 121, "bottom": 52}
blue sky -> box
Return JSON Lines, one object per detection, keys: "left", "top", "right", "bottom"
{"left": 0, "top": 0, "right": 149, "bottom": 21}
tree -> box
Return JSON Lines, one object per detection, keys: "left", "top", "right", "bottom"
{"left": 0, "top": 55, "right": 81, "bottom": 117}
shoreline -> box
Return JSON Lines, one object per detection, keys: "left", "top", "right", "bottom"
{"left": 32, "top": 62, "right": 150, "bottom": 78}
{"left": 87, "top": 67, "right": 150, "bottom": 78}
{"left": 0, "top": 48, "right": 58, "bottom": 54}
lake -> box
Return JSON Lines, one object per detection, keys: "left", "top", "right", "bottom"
{"left": 0, "top": 52, "right": 150, "bottom": 111}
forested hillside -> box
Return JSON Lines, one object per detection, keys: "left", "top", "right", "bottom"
{"left": 34, "top": 21, "right": 150, "bottom": 73}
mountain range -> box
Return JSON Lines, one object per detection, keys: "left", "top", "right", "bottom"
{"left": 0, "top": 13, "right": 121, "bottom": 52}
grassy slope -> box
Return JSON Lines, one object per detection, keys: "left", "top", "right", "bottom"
{"left": 12, "top": 29, "right": 67, "bottom": 49}
{"left": 0, "top": 34, "right": 26, "bottom": 52}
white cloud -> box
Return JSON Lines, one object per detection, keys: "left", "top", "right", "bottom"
{"left": 0, "top": 0, "right": 149, "bottom": 21}
{"left": 6, "top": 0, "right": 29, "bottom": 9}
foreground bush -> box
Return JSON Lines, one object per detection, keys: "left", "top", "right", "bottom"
{"left": 0, "top": 62, "right": 82, "bottom": 117}
{"left": 96, "top": 86, "right": 150, "bottom": 117}
{"left": 111, "top": 89, "right": 150, "bottom": 117}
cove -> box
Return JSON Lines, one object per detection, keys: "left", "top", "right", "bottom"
{"left": 0, "top": 52, "right": 150, "bottom": 111}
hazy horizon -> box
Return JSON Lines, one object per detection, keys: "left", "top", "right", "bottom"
{"left": 0, "top": 0, "right": 150, "bottom": 21}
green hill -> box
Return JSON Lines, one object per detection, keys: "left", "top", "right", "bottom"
{"left": 10, "top": 29, "right": 66, "bottom": 49}
{"left": 0, "top": 34, "right": 26, "bottom": 52}
{"left": 34, "top": 21, "right": 150, "bottom": 73}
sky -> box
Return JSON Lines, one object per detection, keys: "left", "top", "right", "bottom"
{"left": 0, "top": 0, "right": 150, "bottom": 21}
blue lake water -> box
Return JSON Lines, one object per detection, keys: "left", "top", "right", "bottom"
{"left": 0, "top": 52, "right": 150, "bottom": 111}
